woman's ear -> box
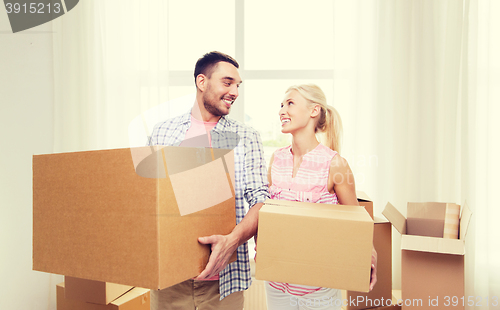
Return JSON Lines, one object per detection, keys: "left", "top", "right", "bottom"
{"left": 196, "top": 74, "right": 207, "bottom": 91}
{"left": 310, "top": 104, "right": 322, "bottom": 118}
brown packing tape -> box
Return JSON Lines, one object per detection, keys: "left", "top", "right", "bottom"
{"left": 443, "top": 203, "right": 460, "bottom": 239}
{"left": 222, "top": 150, "right": 236, "bottom": 190}
{"left": 210, "top": 148, "right": 215, "bottom": 161}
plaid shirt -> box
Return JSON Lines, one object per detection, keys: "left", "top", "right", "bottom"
{"left": 149, "top": 111, "right": 269, "bottom": 299}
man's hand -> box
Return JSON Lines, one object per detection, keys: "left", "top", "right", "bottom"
{"left": 195, "top": 234, "right": 239, "bottom": 280}
{"left": 195, "top": 202, "right": 263, "bottom": 280}
{"left": 369, "top": 247, "right": 378, "bottom": 291}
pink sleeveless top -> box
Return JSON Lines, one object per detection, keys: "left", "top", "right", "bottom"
{"left": 268, "top": 143, "right": 339, "bottom": 296}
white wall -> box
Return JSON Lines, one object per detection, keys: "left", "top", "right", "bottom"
{"left": 0, "top": 10, "right": 63, "bottom": 310}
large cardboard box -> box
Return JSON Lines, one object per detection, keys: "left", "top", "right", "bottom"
{"left": 65, "top": 276, "right": 133, "bottom": 305}
{"left": 57, "top": 282, "right": 150, "bottom": 310}
{"left": 255, "top": 199, "right": 374, "bottom": 292}
{"left": 347, "top": 217, "right": 392, "bottom": 309}
{"left": 33, "top": 146, "right": 237, "bottom": 290}
{"left": 383, "top": 202, "right": 472, "bottom": 309}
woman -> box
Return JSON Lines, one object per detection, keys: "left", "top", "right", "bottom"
{"left": 264, "top": 84, "right": 377, "bottom": 310}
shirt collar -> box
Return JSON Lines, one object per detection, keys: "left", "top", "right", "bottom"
{"left": 180, "top": 112, "right": 191, "bottom": 126}
{"left": 184, "top": 110, "right": 229, "bottom": 130}
{"left": 214, "top": 115, "right": 230, "bottom": 131}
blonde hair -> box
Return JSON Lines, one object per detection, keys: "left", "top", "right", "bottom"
{"left": 285, "top": 84, "right": 343, "bottom": 153}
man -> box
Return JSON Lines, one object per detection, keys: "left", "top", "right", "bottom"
{"left": 148, "top": 51, "right": 269, "bottom": 309}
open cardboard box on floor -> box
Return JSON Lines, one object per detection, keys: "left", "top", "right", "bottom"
{"left": 33, "top": 146, "right": 237, "bottom": 290}
{"left": 255, "top": 199, "right": 374, "bottom": 292}
{"left": 57, "top": 282, "right": 150, "bottom": 310}
{"left": 64, "top": 276, "right": 133, "bottom": 305}
{"left": 383, "top": 202, "right": 472, "bottom": 309}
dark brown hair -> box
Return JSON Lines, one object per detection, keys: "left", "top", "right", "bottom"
{"left": 194, "top": 51, "right": 239, "bottom": 84}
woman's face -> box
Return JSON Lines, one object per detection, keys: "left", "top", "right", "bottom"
{"left": 279, "top": 90, "right": 315, "bottom": 134}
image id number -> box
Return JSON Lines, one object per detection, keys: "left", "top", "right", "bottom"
{"left": 444, "top": 296, "right": 499, "bottom": 307}
{"left": 5, "top": 2, "right": 62, "bottom": 14}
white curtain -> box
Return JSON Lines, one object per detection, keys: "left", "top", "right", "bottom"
{"left": 49, "top": 2, "right": 169, "bottom": 307}
{"left": 52, "top": 0, "right": 169, "bottom": 153}
{"left": 465, "top": 0, "right": 500, "bottom": 307}
{"left": 375, "top": 0, "right": 500, "bottom": 307}
{"left": 49, "top": 0, "right": 499, "bottom": 308}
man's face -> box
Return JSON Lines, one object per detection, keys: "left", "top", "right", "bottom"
{"left": 202, "top": 62, "right": 242, "bottom": 117}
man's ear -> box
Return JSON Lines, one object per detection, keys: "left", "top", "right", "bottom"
{"left": 196, "top": 74, "right": 207, "bottom": 91}
{"left": 311, "top": 104, "right": 321, "bottom": 118}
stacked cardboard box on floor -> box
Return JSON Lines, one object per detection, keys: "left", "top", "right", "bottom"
{"left": 57, "top": 281, "right": 150, "bottom": 310}
{"left": 255, "top": 199, "right": 374, "bottom": 292}
{"left": 344, "top": 193, "right": 393, "bottom": 310}
{"left": 356, "top": 191, "right": 374, "bottom": 220}
{"left": 346, "top": 218, "right": 392, "bottom": 309}
{"left": 383, "top": 202, "right": 472, "bottom": 309}
{"left": 33, "top": 146, "right": 237, "bottom": 290}
{"left": 64, "top": 277, "right": 133, "bottom": 305}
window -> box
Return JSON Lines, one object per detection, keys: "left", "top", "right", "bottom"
{"left": 166, "top": 0, "right": 336, "bottom": 163}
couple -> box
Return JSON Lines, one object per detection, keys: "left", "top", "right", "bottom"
{"left": 148, "top": 51, "right": 377, "bottom": 310}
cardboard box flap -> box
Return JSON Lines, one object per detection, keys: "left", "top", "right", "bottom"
{"left": 460, "top": 201, "right": 472, "bottom": 240}
{"left": 356, "top": 191, "right": 372, "bottom": 202}
{"left": 260, "top": 203, "right": 372, "bottom": 222}
{"left": 407, "top": 202, "right": 446, "bottom": 220}
{"left": 373, "top": 216, "right": 390, "bottom": 224}
{"left": 169, "top": 158, "right": 233, "bottom": 216}
{"left": 401, "top": 234, "right": 465, "bottom": 255}
{"left": 112, "top": 287, "right": 150, "bottom": 305}
{"left": 263, "top": 200, "right": 372, "bottom": 221}
{"left": 382, "top": 202, "right": 406, "bottom": 234}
